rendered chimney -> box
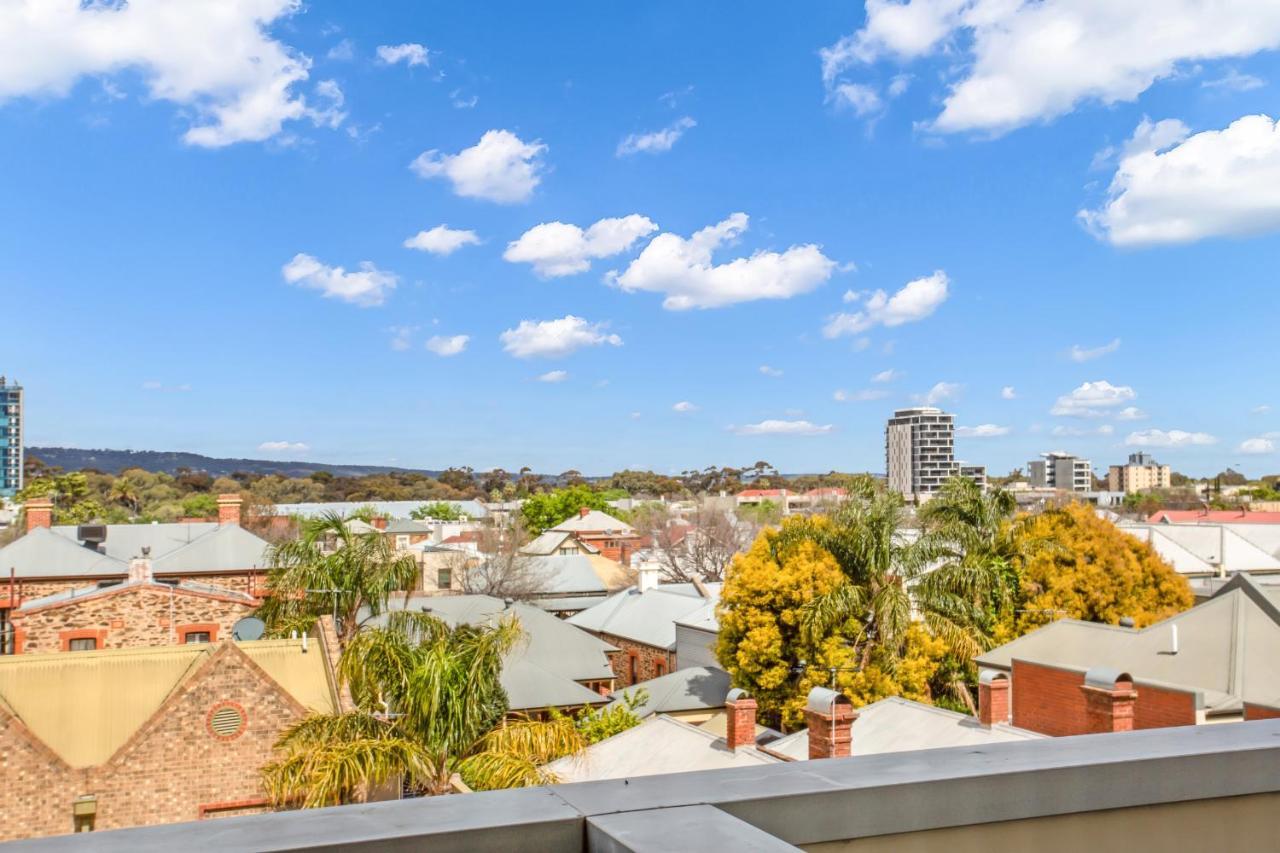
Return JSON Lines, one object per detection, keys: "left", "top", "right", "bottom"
{"left": 579, "top": 506, "right": 590, "bottom": 518}
{"left": 1080, "top": 667, "right": 1138, "bottom": 734}
{"left": 978, "top": 669, "right": 1010, "bottom": 726}
{"left": 25, "top": 499, "right": 53, "bottom": 532}
{"left": 635, "top": 559, "right": 662, "bottom": 593}
{"left": 128, "top": 553, "right": 154, "bottom": 584}
{"left": 216, "top": 494, "right": 243, "bottom": 526}
{"left": 804, "top": 687, "right": 857, "bottom": 759}
{"left": 724, "top": 688, "right": 758, "bottom": 750}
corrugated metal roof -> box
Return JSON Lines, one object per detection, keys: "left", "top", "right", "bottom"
{"left": 614, "top": 666, "right": 732, "bottom": 718}
{"left": 548, "top": 510, "right": 634, "bottom": 534}
{"left": 568, "top": 584, "right": 721, "bottom": 649}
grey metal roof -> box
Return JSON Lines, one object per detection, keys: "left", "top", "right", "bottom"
{"left": 763, "top": 696, "right": 1043, "bottom": 761}
{"left": 382, "top": 519, "right": 433, "bottom": 535}
{"left": 17, "top": 578, "right": 256, "bottom": 612}
{"left": 371, "top": 594, "right": 617, "bottom": 711}
{"left": 521, "top": 530, "right": 597, "bottom": 556}
{"left": 549, "top": 510, "right": 634, "bottom": 534}
{"left": 273, "top": 500, "right": 489, "bottom": 520}
{"left": 612, "top": 666, "right": 732, "bottom": 718}
{"left": 568, "top": 584, "right": 721, "bottom": 649}
{"left": 1, "top": 523, "right": 271, "bottom": 579}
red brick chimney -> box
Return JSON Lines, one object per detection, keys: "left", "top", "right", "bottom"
{"left": 804, "top": 687, "right": 857, "bottom": 759}
{"left": 1080, "top": 667, "right": 1138, "bottom": 734}
{"left": 371, "top": 517, "right": 388, "bottom": 531}
{"left": 978, "top": 669, "right": 1010, "bottom": 726}
{"left": 25, "top": 498, "right": 53, "bottom": 532}
{"left": 724, "top": 688, "right": 757, "bottom": 750}
{"left": 216, "top": 494, "right": 243, "bottom": 526}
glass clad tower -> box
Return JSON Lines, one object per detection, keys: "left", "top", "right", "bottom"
{"left": 0, "top": 377, "right": 22, "bottom": 499}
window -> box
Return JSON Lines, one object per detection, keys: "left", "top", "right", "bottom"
{"left": 437, "top": 567, "right": 453, "bottom": 590}
{"left": 68, "top": 638, "right": 97, "bottom": 652}
{"left": 184, "top": 631, "right": 212, "bottom": 644}
{"left": 627, "top": 652, "right": 638, "bottom": 684}
{"left": 654, "top": 658, "right": 667, "bottom": 677}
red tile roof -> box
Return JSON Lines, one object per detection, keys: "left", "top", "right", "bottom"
{"left": 737, "top": 489, "right": 789, "bottom": 498}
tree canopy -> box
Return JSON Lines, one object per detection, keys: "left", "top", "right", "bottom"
{"left": 519, "top": 486, "right": 615, "bottom": 534}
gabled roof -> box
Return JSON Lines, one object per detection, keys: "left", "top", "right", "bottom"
{"left": 16, "top": 578, "right": 256, "bottom": 613}
{"left": 520, "top": 529, "right": 599, "bottom": 556}
{"left": 542, "top": 714, "right": 781, "bottom": 783}
{"left": 568, "top": 583, "right": 720, "bottom": 649}
{"left": 1150, "top": 510, "right": 1280, "bottom": 525}
{"left": 383, "top": 519, "right": 434, "bottom": 535}
{"left": 549, "top": 510, "right": 635, "bottom": 534}
{"left": 0, "top": 639, "right": 335, "bottom": 768}
{"left": 1120, "top": 523, "right": 1280, "bottom": 574}
{"left": 763, "top": 697, "right": 1042, "bottom": 761}
{"left": 613, "top": 666, "right": 733, "bottom": 718}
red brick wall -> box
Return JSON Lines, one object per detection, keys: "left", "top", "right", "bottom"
{"left": 14, "top": 586, "right": 256, "bottom": 654}
{"left": 1133, "top": 683, "right": 1196, "bottom": 729}
{"left": 1245, "top": 703, "right": 1280, "bottom": 721}
{"left": 594, "top": 632, "right": 674, "bottom": 688}
{"left": 1011, "top": 660, "right": 1088, "bottom": 737}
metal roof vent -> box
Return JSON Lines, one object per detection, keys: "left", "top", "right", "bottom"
{"left": 77, "top": 524, "right": 107, "bottom": 549}
{"left": 207, "top": 702, "right": 247, "bottom": 740}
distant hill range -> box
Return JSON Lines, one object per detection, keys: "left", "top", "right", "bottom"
{"left": 26, "top": 447, "right": 445, "bottom": 479}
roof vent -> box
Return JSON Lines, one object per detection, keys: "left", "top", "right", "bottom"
{"left": 206, "top": 702, "right": 247, "bottom": 740}
{"left": 77, "top": 524, "right": 107, "bottom": 549}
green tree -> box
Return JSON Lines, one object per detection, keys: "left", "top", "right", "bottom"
{"left": 180, "top": 493, "right": 219, "bottom": 519}
{"left": 569, "top": 689, "right": 648, "bottom": 744}
{"left": 410, "top": 501, "right": 464, "bottom": 521}
{"left": 261, "top": 612, "right": 584, "bottom": 805}
{"left": 256, "top": 513, "right": 419, "bottom": 646}
{"left": 519, "top": 486, "right": 613, "bottom": 534}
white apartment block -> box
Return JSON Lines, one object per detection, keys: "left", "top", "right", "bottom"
{"left": 886, "top": 407, "right": 958, "bottom": 501}
{"left": 1028, "top": 451, "right": 1092, "bottom": 493}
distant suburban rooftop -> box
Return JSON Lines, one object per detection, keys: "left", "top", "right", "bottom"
{"left": 1150, "top": 509, "right": 1280, "bottom": 525}
{"left": 273, "top": 500, "right": 489, "bottom": 520}
{"left": 1119, "top": 522, "right": 1280, "bottom": 574}
{"left": 0, "top": 523, "right": 272, "bottom": 579}
{"left": 613, "top": 666, "right": 733, "bottom": 719}
{"left": 568, "top": 583, "right": 721, "bottom": 649}
{"left": 548, "top": 509, "right": 635, "bottom": 534}
{"left": 521, "top": 529, "right": 601, "bottom": 556}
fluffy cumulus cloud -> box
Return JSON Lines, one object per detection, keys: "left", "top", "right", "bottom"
{"left": 731, "top": 419, "right": 834, "bottom": 436}
{"left": 1053, "top": 424, "right": 1114, "bottom": 437}
{"left": 1081, "top": 114, "right": 1280, "bottom": 246}
{"left": 823, "top": 271, "right": 948, "bottom": 338}
{"left": 1070, "top": 338, "right": 1121, "bottom": 362}
{"left": 1117, "top": 406, "right": 1147, "bottom": 421}
{"left": 376, "top": 43, "right": 429, "bottom": 66}
{"left": 411, "top": 130, "right": 546, "bottom": 204}
{"left": 759, "top": 365, "right": 784, "bottom": 377}
{"left": 1050, "top": 380, "right": 1136, "bottom": 418}
{"left": 282, "top": 253, "right": 397, "bottom": 307}
{"left": 607, "top": 213, "right": 835, "bottom": 310}
{"left": 872, "top": 369, "right": 901, "bottom": 383}
{"left": 956, "top": 424, "right": 1010, "bottom": 438}
{"left": 617, "top": 117, "right": 696, "bottom": 156}
{"left": 1126, "top": 429, "right": 1218, "bottom": 448}
{"left": 0, "top": 0, "right": 348, "bottom": 147}
{"left": 834, "top": 388, "right": 889, "bottom": 402}
{"left": 672, "top": 401, "right": 698, "bottom": 413}
{"left": 403, "top": 225, "right": 481, "bottom": 255}
{"left": 504, "top": 215, "right": 657, "bottom": 278}
{"left": 1001, "top": 386, "right": 1017, "bottom": 400}
{"left": 537, "top": 370, "right": 568, "bottom": 383}
{"left": 917, "top": 381, "right": 961, "bottom": 406}
{"left": 425, "top": 334, "right": 469, "bottom": 357}
{"left": 499, "top": 316, "right": 622, "bottom": 359}
{"left": 821, "top": 1, "right": 1280, "bottom": 135}
{"left": 259, "top": 441, "right": 309, "bottom": 453}
{"left": 1240, "top": 437, "right": 1276, "bottom": 454}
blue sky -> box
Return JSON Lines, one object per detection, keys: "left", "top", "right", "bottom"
{"left": 2, "top": 1, "right": 1279, "bottom": 477}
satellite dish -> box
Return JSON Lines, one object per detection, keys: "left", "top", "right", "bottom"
{"left": 231, "top": 617, "right": 266, "bottom": 641}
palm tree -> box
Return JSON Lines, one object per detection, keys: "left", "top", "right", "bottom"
{"left": 790, "top": 488, "right": 995, "bottom": 671}
{"left": 109, "top": 478, "right": 141, "bottom": 516}
{"left": 261, "top": 612, "right": 584, "bottom": 806}
{"left": 257, "top": 512, "right": 419, "bottom": 646}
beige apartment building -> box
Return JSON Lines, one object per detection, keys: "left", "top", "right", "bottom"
{"left": 1108, "top": 451, "right": 1172, "bottom": 493}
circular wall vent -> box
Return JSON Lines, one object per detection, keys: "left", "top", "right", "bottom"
{"left": 207, "top": 702, "right": 248, "bottom": 740}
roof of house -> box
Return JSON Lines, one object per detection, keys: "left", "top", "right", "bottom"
{"left": 520, "top": 529, "right": 599, "bottom": 556}
{"left": 0, "top": 639, "right": 336, "bottom": 768}
{"left": 568, "top": 583, "right": 721, "bottom": 649}
{"left": 274, "top": 500, "right": 489, "bottom": 520}
{"left": 612, "top": 666, "right": 733, "bottom": 718}
{"left": 763, "top": 697, "right": 1042, "bottom": 761}
{"left": 975, "top": 574, "right": 1280, "bottom": 714}
{"left": 1119, "top": 522, "right": 1280, "bottom": 574}
{"left": 1150, "top": 510, "right": 1280, "bottom": 525}
{"left": 383, "top": 519, "right": 434, "bottom": 535}
{"left": 371, "top": 595, "right": 616, "bottom": 711}
{"left": 549, "top": 510, "right": 635, "bottom": 535}
{"left": 16, "top": 577, "right": 257, "bottom": 613}
{"left": 737, "top": 489, "right": 789, "bottom": 498}
{"left": 0, "top": 523, "right": 272, "bottom": 579}
{"left": 542, "top": 714, "right": 782, "bottom": 783}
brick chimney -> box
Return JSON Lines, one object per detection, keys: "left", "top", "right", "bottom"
{"left": 216, "top": 494, "right": 242, "bottom": 526}
{"left": 804, "top": 687, "right": 857, "bottom": 760}
{"left": 371, "top": 517, "right": 388, "bottom": 531}
{"left": 978, "top": 669, "right": 1010, "bottom": 726}
{"left": 724, "top": 688, "right": 757, "bottom": 750}
{"left": 25, "top": 499, "right": 53, "bottom": 532}
{"left": 1080, "top": 667, "right": 1138, "bottom": 734}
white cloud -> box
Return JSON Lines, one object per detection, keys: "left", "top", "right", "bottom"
{"left": 1202, "top": 69, "right": 1265, "bottom": 92}
{"left": 1081, "top": 114, "right": 1280, "bottom": 246}
{"left": 376, "top": 43, "right": 429, "bottom": 67}
{"left": 499, "top": 316, "right": 622, "bottom": 359}
{"left": 282, "top": 253, "right": 397, "bottom": 307}
{"left": 872, "top": 369, "right": 901, "bottom": 383}
{"left": 956, "top": 424, "right": 1010, "bottom": 438}
{"left": 1126, "top": 429, "right": 1218, "bottom": 448}
{"left": 607, "top": 213, "right": 835, "bottom": 310}
{"left": 759, "top": 365, "right": 784, "bottom": 378}
{"left": 672, "top": 401, "right": 698, "bottom": 413}
{"left": 1052, "top": 424, "right": 1115, "bottom": 437}
{"left": 834, "top": 388, "right": 889, "bottom": 402}
{"left": 1001, "top": 386, "right": 1017, "bottom": 400}
{"left": 403, "top": 225, "right": 481, "bottom": 256}
{"left": 821, "top": 1, "right": 1280, "bottom": 135}
{"left": 1117, "top": 406, "right": 1147, "bottom": 421}
{"left": 1240, "top": 437, "right": 1276, "bottom": 455}
{"left": 450, "top": 89, "right": 478, "bottom": 109}
{"left": 425, "top": 334, "right": 469, "bottom": 357}
{"left": 389, "top": 326, "right": 416, "bottom": 352}
{"left": 617, "top": 117, "right": 696, "bottom": 156}
{"left": 411, "top": 130, "right": 546, "bottom": 204}
{"left": 823, "top": 270, "right": 948, "bottom": 338}
{"left": 1050, "top": 380, "right": 1136, "bottom": 418}
{"left": 0, "top": 0, "right": 347, "bottom": 147}
{"left": 917, "top": 381, "right": 962, "bottom": 406}
{"left": 327, "top": 39, "right": 355, "bottom": 62}
{"left": 141, "top": 381, "right": 191, "bottom": 393}
{"left": 259, "top": 441, "right": 309, "bottom": 454}
{"left": 1254, "top": 405, "right": 1273, "bottom": 414}
{"left": 831, "top": 83, "right": 882, "bottom": 116}
{"left": 504, "top": 215, "right": 657, "bottom": 277}
{"left": 1070, "top": 338, "right": 1121, "bottom": 362}
{"left": 537, "top": 370, "right": 569, "bottom": 383}
{"left": 731, "top": 419, "right": 834, "bottom": 436}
